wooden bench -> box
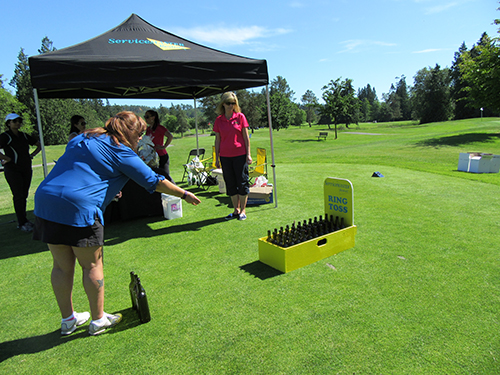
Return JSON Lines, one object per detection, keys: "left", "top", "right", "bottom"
{"left": 318, "top": 132, "right": 328, "bottom": 140}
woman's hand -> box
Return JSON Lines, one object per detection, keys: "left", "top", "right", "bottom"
{"left": 247, "top": 155, "right": 253, "bottom": 165}
{"left": 184, "top": 191, "right": 201, "bottom": 205}
{"left": 1, "top": 156, "right": 12, "bottom": 165}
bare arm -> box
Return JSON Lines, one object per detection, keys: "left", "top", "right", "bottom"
{"left": 242, "top": 127, "right": 252, "bottom": 165}
{"left": 0, "top": 151, "right": 11, "bottom": 165}
{"left": 214, "top": 132, "right": 221, "bottom": 168}
{"left": 155, "top": 178, "right": 201, "bottom": 205}
{"left": 155, "top": 129, "right": 174, "bottom": 150}
{"left": 30, "top": 141, "right": 42, "bottom": 159}
{"left": 164, "top": 129, "right": 174, "bottom": 148}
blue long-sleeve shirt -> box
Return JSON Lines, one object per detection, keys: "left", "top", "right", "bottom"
{"left": 34, "top": 133, "right": 164, "bottom": 227}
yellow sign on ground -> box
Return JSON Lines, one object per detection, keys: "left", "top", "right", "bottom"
{"left": 324, "top": 177, "right": 354, "bottom": 227}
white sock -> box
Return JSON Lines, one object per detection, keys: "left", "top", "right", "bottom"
{"left": 62, "top": 312, "right": 75, "bottom": 322}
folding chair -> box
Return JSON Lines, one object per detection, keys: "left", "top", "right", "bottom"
{"left": 194, "top": 146, "right": 218, "bottom": 190}
{"left": 249, "top": 147, "right": 267, "bottom": 184}
{"left": 182, "top": 148, "right": 205, "bottom": 182}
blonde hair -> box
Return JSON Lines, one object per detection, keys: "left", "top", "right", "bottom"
{"left": 215, "top": 92, "right": 241, "bottom": 115}
{"left": 85, "top": 111, "right": 146, "bottom": 151}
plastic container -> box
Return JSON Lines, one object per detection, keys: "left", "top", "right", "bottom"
{"left": 161, "top": 194, "right": 183, "bottom": 219}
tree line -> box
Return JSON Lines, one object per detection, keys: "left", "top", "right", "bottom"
{"left": 1, "top": 6, "right": 499, "bottom": 144}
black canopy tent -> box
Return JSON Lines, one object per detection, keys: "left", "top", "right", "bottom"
{"left": 29, "top": 14, "right": 277, "bottom": 206}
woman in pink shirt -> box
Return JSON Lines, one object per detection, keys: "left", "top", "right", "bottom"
{"left": 213, "top": 92, "right": 252, "bottom": 221}
{"left": 144, "top": 110, "right": 174, "bottom": 179}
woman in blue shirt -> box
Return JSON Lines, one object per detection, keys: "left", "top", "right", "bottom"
{"left": 33, "top": 111, "right": 200, "bottom": 335}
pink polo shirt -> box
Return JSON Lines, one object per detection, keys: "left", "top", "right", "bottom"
{"left": 213, "top": 112, "right": 249, "bottom": 157}
{"left": 146, "top": 124, "right": 168, "bottom": 156}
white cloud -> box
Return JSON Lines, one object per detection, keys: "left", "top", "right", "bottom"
{"left": 289, "top": 1, "right": 306, "bottom": 8}
{"left": 339, "top": 39, "right": 397, "bottom": 53}
{"left": 171, "top": 25, "right": 292, "bottom": 47}
{"left": 424, "top": 2, "right": 459, "bottom": 14}
{"left": 412, "top": 48, "right": 446, "bottom": 53}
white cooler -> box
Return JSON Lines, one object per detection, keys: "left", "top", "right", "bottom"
{"left": 161, "top": 194, "right": 183, "bottom": 219}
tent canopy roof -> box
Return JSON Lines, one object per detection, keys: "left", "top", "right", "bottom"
{"left": 29, "top": 14, "right": 268, "bottom": 100}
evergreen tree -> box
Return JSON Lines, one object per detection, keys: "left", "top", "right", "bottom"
{"left": 301, "top": 90, "right": 319, "bottom": 127}
{"left": 9, "top": 48, "right": 35, "bottom": 124}
{"left": 383, "top": 85, "right": 402, "bottom": 120}
{"left": 198, "top": 94, "right": 220, "bottom": 127}
{"left": 395, "top": 76, "right": 411, "bottom": 120}
{"left": 450, "top": 42, "right": 477, "bottom": 119}
{"left": 358, "top": 84, "right": 378, "bottom": 121}
{"left": 357, "top": 84, "right": 378, "bottom": 105}
{"left": 459, "top": 32, "right": 500, "bottom": 114}
{"left": 411, "top": 64, "right": 452, "bottom": 124}
{"left": 359, "top": 98, "right": 371, "bottom": 122}
{"left": 262, "top": 76, "right": 295, "bottom": 131}
{"left": 234, "top": 89, "right": 263, "bottom": 132}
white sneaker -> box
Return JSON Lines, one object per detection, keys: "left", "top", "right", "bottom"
{"left": 89, "top": 312, "right": 123, "bottom": 336}
{"left": 18, "top": 223, "right": 33, "bottom": 232}
{"left": 61, "top": 311, "right": 91, "bottom": 335}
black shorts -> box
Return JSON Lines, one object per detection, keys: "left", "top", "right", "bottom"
{"left": 32, "top": 216, "right": 104, "bottom": 247}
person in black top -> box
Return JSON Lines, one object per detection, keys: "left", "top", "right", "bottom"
{"left": 0, "top": 113, "right": 41, "bottom": 232}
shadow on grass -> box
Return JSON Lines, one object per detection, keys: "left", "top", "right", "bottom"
{"left": 0, "top": 211, "right": 48, "bottom": 260}
{"left": 415, "top": 132, "right": 500, "bottom": 148}
{"left": 0, "top": 307, "right": 140, "bottom": 363}
{"left": 104, "top": 216, "right": 228, "bottom": 246}
{"left": 289, "top": 139, "right": 328, "bottom": 143}
{"left": 239, "top": 260, "right": 283, "bottom": 280}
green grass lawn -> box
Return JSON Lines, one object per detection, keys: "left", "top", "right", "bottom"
{"left": 1, "top": 118, "right": 499, "bottom": 374}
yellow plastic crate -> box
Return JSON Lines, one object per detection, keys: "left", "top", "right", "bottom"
{"left": 258, "top": 225, "right": 357, "bottom": 273}
{"left": 258, "top": 177, "right": 357, "bottom": 273}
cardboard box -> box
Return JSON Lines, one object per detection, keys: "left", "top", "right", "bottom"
{"left": 161, "top": 194, "right": 182, "bottom": 219}
{"left": 247, "top": 186, "right": 273, "bottom": 205}
{"left": 258, "top": 177, "right": 356, "bottom": 273}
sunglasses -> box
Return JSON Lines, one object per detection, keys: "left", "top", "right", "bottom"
{"left": 226, "top": 102, "right": 236, "bottom": 106}
{"left": 144, "top": 115, "right": 151, "bottom": 119}
{"left": 12, "top": 118, "right": 23, "bottom": 123}
{"left": 80, "top": 122, "right": 87, "bottom": 126}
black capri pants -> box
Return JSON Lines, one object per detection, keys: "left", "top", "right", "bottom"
{"left": 220, "top": 154, "right": 250, "bottom": 196}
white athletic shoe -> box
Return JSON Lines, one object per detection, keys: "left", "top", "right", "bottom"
{"left": 18, "top": 223, "right": 33, "bottom": 232}
{"left": 89, "top": 312, "right": 123, "bottom": 336}
{"left": 61, "top": 311, "right": 91, "bottom": 335}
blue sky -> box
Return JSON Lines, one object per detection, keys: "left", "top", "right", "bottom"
{"left": 1, "top": 0, "right": 498, "bottom": 107}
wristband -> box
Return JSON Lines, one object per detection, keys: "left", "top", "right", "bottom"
{"left": 181, "top": 190, "right": 188, "bottom": 200}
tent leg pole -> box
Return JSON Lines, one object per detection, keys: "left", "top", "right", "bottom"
{"left": 33, "top": 89, "right": 48, "bottom": 178}
{"left": 194, "top": 98, "right": 200, "bottom": 155}
{"left": 266, "top": 85, "right": 277, "bottom": 208}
